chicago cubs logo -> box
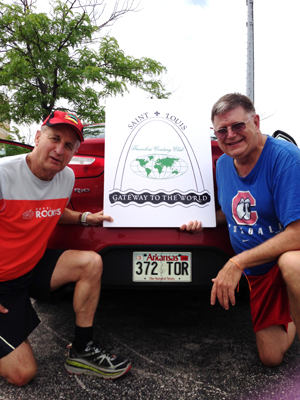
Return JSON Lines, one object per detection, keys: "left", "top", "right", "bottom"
{"left": 232, "top": 191, "right": 258, "bottom": 225}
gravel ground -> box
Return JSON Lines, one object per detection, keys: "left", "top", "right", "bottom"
{"left": 1, "top": 287, "right": 300, "bottom": 400}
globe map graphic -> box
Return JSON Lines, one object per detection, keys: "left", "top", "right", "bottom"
{"left": 130, "top": 154, "right": 188, "bottom": 180}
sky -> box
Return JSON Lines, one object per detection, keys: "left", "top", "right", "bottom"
{"left": 101, "top": 0, "right": 300, "bottom": 144}
{"left": 19, "top": 0, "right": 300, "bottom": 144}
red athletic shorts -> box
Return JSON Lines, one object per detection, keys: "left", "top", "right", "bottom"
{"left": 248, "top": 264, "right": 293, "bottom": 333}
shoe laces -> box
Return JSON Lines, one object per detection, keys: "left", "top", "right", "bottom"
{"left": 85, "top": 341, "right": 116, "bottom": 360}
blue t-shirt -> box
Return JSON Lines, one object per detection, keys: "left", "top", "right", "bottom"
{"left": 217, "top": 136, "right": 300, "bottom": 276}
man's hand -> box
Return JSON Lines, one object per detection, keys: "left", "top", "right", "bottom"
{"left": 0, "top": 303, "right": 8, "bottom": 314}
{"left": 210, "top": 259, "right": 243, "bottom": 310}
{"left": 86, "top": 210, "right": 113, "bottom": 227}
{"left": 180, "top": 220, "right": 202, "bottom": 233}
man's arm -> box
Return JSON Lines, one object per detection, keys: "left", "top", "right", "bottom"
{"left": 58, "top": 208, "right": 113, "bottom": 226}
{"left": 211, "top": 219, "right": 300, "bottom": 310}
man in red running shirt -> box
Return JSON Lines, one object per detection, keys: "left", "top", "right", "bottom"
{"left": 0, "top": 111, "right": 131, "bottom": 386}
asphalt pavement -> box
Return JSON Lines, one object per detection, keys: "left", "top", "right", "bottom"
{"left": 1, "top": 286, "right": 300, "bottom": 400}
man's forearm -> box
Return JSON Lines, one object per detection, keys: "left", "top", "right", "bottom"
{"left": 58, "top": 208, "right": 113, "bottom": 226}
{"left": 58, "top": 207, "right": 80, "bottom": 225}
{"left": 233, "top": 219, "right": 300, "bottom": 269}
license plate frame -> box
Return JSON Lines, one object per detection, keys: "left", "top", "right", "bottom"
{"left": 133, "top": 252, "right": 192, "bottom": 283}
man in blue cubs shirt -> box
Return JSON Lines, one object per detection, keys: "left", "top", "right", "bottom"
{"left": 185, "top": 93, "right": 300, "bottom": 367}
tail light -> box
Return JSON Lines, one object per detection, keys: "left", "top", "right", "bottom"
{"left": 68, "top": 155, "right": 104, "bottom": 178}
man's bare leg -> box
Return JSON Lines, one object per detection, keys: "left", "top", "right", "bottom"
{"left": 0, "top": 339, "right": 37, "bottom": 386}
{"left": 50, "top": 250, "right": 103, "bottom": 327}
{"left": 50, "top": 249, "right": 131, "bottom": 379}
{"left": 256, "top": 322, "right": 296, "bottom": 366}
{"left": 278, "top": 251, "right": 300, "bottom": 340}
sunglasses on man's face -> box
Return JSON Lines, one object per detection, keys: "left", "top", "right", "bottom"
{"left": 211, "top": 115, "right": 255, "bottom": 139}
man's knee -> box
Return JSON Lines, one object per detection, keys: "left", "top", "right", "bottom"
{"left": 256, "top": 324, "right": 294, "bottom": 367}
{"left": 4, "top": 363, "right": 37, "bottom": 386}
{"left": 81, "top": 251, "right": 103, "bottom": 280}
{"left": 278, "top": 251, "right": 300, "bottom": 281}
{"left": 0, "top": 349, "right": 37, "bottom": 387}
{"left": 257, "top": 348, "right": 284, "bottom": 367}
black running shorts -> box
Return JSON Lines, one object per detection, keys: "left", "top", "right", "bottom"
{"left": 29, "top": 248, "right": 67, "bottom": 303}
{"left": 0, "top": 248, "right": 66, "bottom": 359}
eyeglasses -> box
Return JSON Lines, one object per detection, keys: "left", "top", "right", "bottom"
{"left": 211, "top": 115, "right": 255, "bottom": 139}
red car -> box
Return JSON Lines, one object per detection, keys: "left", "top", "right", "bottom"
{"left": 0, "top": 125, "right": 234, "bottom": 287}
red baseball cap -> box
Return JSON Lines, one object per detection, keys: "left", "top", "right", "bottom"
{"left": 42, "top": 110, "right": 84, "bottom": 142}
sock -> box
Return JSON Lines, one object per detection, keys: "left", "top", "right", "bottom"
{"left": 73, "top": 325, "right": 94, "bottom": 351}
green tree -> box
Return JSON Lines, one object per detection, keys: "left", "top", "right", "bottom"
{"left": 0, "top": 0, "right": 169, "bottom": 126}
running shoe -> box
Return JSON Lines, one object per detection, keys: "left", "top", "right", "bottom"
{"left": 65, "top": 341, "right": 131, "bottom": 379}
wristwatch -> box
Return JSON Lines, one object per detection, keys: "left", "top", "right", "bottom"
{"left": 81, "top": 212, "right": 92, "bottom": 226}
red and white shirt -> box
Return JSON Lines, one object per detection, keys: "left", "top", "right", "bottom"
{"left": 0, "top": 154, "right": 74, "bottom": 281}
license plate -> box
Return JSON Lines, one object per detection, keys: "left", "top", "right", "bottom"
{"left": 133, "top": 252, "right": 192, "bottom": 283}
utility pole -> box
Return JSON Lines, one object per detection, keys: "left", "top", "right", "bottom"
{"left": 246, "top": 0, "right": 254, "bottom": 102}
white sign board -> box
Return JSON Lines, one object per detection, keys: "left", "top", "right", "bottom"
{"left": 103, "top": 99, "right": 216, "bottom": 227}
